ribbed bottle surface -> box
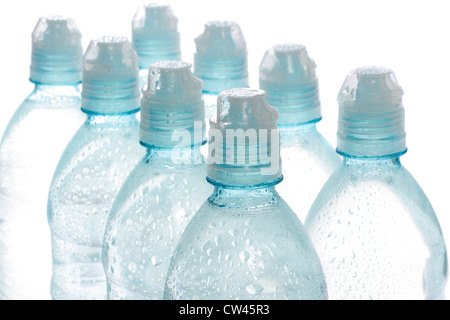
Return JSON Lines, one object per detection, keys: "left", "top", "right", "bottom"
{"left": 139, "top": 61, "right": 205, "bottom": 148}
{"left": 337, "top": 66, "right": 406, "bottom": 158}
{"left": 30, "top": 16, "right": 83, "bottom": 85}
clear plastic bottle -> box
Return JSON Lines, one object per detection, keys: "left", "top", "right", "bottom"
{"left": 164, "top": 88, "right": 328, "bottom": 300}
{"left": 259, "top": 43, "right": 341, "bottom": 222}
{"left": 47, "top": 36, "right": 145, "bottom": 300}
{"left": 103, "top": 61, "right": 213, "bottom": 300}
{"left": 0, "top": 16, "right": 85, "bottom": 300}
{"left": 304, "top": 67, "right": 448, "bottom": 300}
{"left": 132, "top": 4, "right": 181, "bottom": 89}
{"left": 193, "top": 21, "right": 249, "bottom": 136}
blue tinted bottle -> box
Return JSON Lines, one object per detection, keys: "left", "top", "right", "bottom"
{"left": 164, "top": 88, "right": 327, "bottom": 300}
{"left": 47, "top": 37, "right": 144, "bottom": 300}
{"left": 194, "top": 21, "right": 249, "bottom": 135}
{"left": 305, "top": 67, "right": 448, "bottom": 299}
{"left": 259, "top": 44, "right": 340, "bottom": 222}
{"left": 0, "top": 16, "right": 85, "bottom": 300}
{"left": 103, "top": 61, "right": 212, "bottom": 300}
{"left": 132, "top": 4, "right": 181, "bottom": 89}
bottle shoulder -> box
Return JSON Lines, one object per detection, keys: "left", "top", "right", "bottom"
{"left": 280, "top": 125, "right": 331, "bottom": 146}
{"left": 187, "top": 192, "right": 310, "bottom": 243}
{"left": 116, "top": 158, "right": 210, "bottom": 197}
{"left": 49, "top": 123, "right": 144, "bottom": 192}
{"left": 1, "top": 91, "right": 83, "bottom": 145}
{"left": 279, "top": 125, "right": 340, "bottom": 162}
{"left": 325, "top": 160, "right": 420, "bottom": 186}
{"left": 165, "top": 194, "right": 328, "bottom": 300}
{"left": 309, "top": 162, "right": 430, "bottom": 206}
{"left": 27, "top": 86, "right": 81, "bottom": 101}
{"left": 102, "top": 161, "right": 213, "bottom": 277}
{"left": 305, "top": 162, "right": 443, "bottom": 239}
{"left": 107, "top": 161, "right": 211, "bottom": 222}
{"left": 19, "top": 86, "right": 82, "bottom": 113}
{"left": 69, "top": 116, "right": 140, "bottom": 144}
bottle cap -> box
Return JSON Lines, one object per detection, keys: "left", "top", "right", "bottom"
{"left": 132, "top": 4, "right": 181, "bottom": 70}
{"left": 140, "top": 61, "right": 205, "bottom": 148}
{"left": 30, "top": 16, "right": 82, "bottom": 84}
{"left": 81, "top": 36, "right": 140, "bottom": 114}
{"left": 207, "top": 88, "right": 282, "bottom": 188}
{"left": 337, "top": 66, "right": 406, "bottom": 158}
{"left": 259, "top": 43, "right": 321, "bottom": 125}
{"left": 194, "top": 21, "right": 249, "bottom": 94}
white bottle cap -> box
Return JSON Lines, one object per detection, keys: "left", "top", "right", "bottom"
{"left": 337, "top": 66, "right": 406, "bottom": 158}
{"left": 140, "top": 61, "right": 205, "bottom": 148}
{"left": 30, "top": 16, "right": 82, "bottom": 84}
{"left": 207, "top": 88, "right": 282, "bottom": 188}
{"left": 194, "top": 21, "right": 249, "bottom": 94}
{"left": 81, "top": 36, "right": 140, "bottom": 114}
{"left": 132, "top": 4, "right": 181, "bottom": 70}
{"left": 259, "top": 43, "right": 321, "bottom": 125}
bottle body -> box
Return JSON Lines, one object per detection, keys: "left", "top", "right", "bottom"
{"left": 0, "top": 84, "right": 85, "bottom": 300}
{"left": 164, "top": 186, "right": 328, "bottom": 300}
{"left": 305, "top": 157, "right": 448, "bottom": 300}
{"left": 277, "top": 123, "right": 340, "bottom": 222}
{"left": 103, "top": 146, "right": 212, "bottom": 299}
{"left": 47, "top": 112, "right": 144, "bottom": 300}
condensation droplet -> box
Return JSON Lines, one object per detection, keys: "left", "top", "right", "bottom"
{"left": 128, "top": 263, "right": 137, "bottom": 273}
{"left": 239, "top": 250, "right": 250, "bottom": 263}
{"left": 151, "top": 256, "right": 161, "bottom": 266}
{"left": 246, "top": 283, "right": 264, "bottom": 295}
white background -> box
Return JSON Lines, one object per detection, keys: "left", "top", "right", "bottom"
{"left": 0, "top": 0, "right": 449, "bottom": 298}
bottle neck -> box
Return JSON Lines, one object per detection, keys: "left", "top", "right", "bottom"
{"left": 278, "top": 121, "right": 318, "bottom": 132}
{"left": 144, "top": 143, "right": 204, "bottom": 165}
{"left": 33, "top": 83, "right": 81, "bottom": 94}
{"left": 85, "top": 111, "right": 139, "bottom": 128}
{"left": 30, "top": 64, "right": 81, "bottom": 86}
{"left": 208, "top": 185, "right": 280, "bottom": 210}
{"left": 194, "top": 56, "right": 249, "bottom": 94}
{"left": 343, "top": 156, "right": 402, "bottom": 168}
{"left": 262, "top": 79, "right": 321, "bottom": 126}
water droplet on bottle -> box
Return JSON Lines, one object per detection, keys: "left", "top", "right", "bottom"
{"left": 246, "top": 283, "right": 264, "bottom": 295}
{"left": 239, "top": 250, "right": 250, "bottom": 263}
{"left": 151, "top": 256, "right": 161, "bottom": 266}
{"left": 128, "top": 263, "right": 137, "bottom": 273}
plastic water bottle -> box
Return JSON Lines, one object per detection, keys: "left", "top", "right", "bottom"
{"left": 304, "top": 66, "right": 448, "bottom": 300}
{"left": 132, "top": 4, "right": 181, "bottom": 89}
{"left": 194, "top": 21, "right": 249, "bottom": 134}
{"left": 0, "top": 16, "right": 85, "bottom": 300}
{"left": 164, "top": 88, "right": 328, "bottom": 300}
{"left": 103, "top": 61, "right": 213, "bottom": 300}
{"left": 47, "top": 36, "right": 145, "bottom": 300}
{"left": 259, "top": 43, "right": 341, "bottom": 222}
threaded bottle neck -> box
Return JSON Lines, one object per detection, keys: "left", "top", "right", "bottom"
{"left": 259, "top": 43, "right": 321, "bottom": 125}
{"left": 262, "top": 81, "right": 321, "bottom": 125}
{"left": 337, "top": 66, "right": 406, "bottom": 158}
{"left": 194, "top": 54, "right": 249, "bottom": 93}
{"left": 207, "top": 185, "right": 283, "bottom": 211}
{"left": 194, "top": 20, "right": 249, "bottom": 93}
{"left": 85, "top": 112, "right": 139, "bottom": 126}
{"left": 81, "top": 36, "right": 140, "bottom": 115}
{"left": 29, "top": 16, "right": 82, "bottom": 85}
{"left": 340, "top": 152, "right": 405, "bottom": 163}
{"left": 142, "top": 143, "right": 204, "bottom": 166}
{"left": 139, "top": 61, "right": 205, "bottom": 148}
{"left": 206, "top": 88, "right": 282, "bottom": 188}
{"left": 132, "top": 4, "right": 181, "bottom": 69}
